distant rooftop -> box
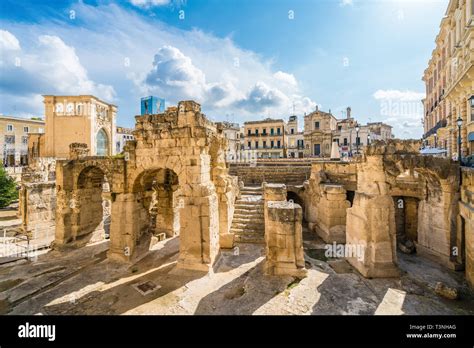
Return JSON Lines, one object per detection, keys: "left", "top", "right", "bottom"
{"left": 244, "top": 118, "right": 285, "bottom": 125}
{"left": 0, "top": 115, "right": 45, "bottom": 123}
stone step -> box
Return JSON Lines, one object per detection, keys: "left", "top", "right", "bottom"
{"left": 234, "top": 234, "right": 265, "bottom": 244}
{"left": 240, "top": 191, "right": 262, "bottom": 196}
{"left": 231, "top": 223, "right": 265, "bottom": 230}
{"left": 234, "top": 204, "right": 262, "bottom": 209}
{"left": 231, "top": 216, "right": 264, "bottom": 223}
{"left": 230, "top": 228, "right": 264, "bottom": 235}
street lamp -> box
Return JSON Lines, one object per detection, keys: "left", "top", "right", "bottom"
{"left": 367, "top": 133, "right": 371, "bottom": 146}
{"left": 456, "top": 116, "right": 463, "bottom": 162}
{"left": 355, "top": 125, "right": 360, "bottom": 155}
{"left": 434, "top": 133, "right": 437, "bottom": 149}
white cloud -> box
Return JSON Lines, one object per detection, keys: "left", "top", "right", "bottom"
{"left": 0, "top": 29, "right": 20, "bottom": 51}
{"left": 235, "top": 82, "right": 288, "bottom": 113}
{"left": 130, "top": 0, "right": 170, "bottom": 8}
{"left": 273, "top": 71, "right": 297, "bottom": 87}
{"left": 1, "top": 3, "right": 317, "bottom": 123}
{"left": 373, "top": 89, "right": 424, "bottom": 139}
{"left": 0, "top": 30, "right": 115, "bottom": 116}
{"left": 373, "top": 89, "right": 425, "bottom": 101}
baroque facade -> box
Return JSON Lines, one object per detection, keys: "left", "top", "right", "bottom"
{"left": 422, "top": 0, "right": 474, "bottom": 158}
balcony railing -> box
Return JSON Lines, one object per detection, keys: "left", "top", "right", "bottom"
{"left": 423, "top": 119, "right": 447, "bottom": 139}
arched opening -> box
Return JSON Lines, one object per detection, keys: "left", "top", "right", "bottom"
{"left": 132, "top": 168, "right": 182, "bottom": 245}
{"left": 96, "top": 128, "right": 109, "bottom": 156}
{"left": 287, "top": 191, "right": 305, "bottom": 222}
{"left": 73, "top": 166, "right": 111, "bottom": 246}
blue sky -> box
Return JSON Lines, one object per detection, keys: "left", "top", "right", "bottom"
{"left": 0, "top": 0, "right": 448, "bottom": 138}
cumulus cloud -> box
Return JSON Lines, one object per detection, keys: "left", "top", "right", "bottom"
{"left": 0, "top": 29, "right": 20, "bottom": 51}
{"left": 0, "top": 30, "right": 115, "bottom": 116}
{"left": 235, "top": 82, "right": 288, "bottom": 113}
{"left": 273, "top": 71, "right": 297, "bottom": 87}
{"left": 1, "top": 3, "right": 317, "bottom": 122}
{"left": 340, "top": 0, "right": 353, "bottom": 7}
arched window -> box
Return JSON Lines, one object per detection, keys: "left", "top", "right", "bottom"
{"left": 96, "top": 129, "right": 109, "bottom": 156}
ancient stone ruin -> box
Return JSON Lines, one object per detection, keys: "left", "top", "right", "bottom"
{"left": 17, "top": 102, "right": 474, "bottom": 292}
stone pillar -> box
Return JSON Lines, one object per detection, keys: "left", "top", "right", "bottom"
{"left": 177, "top": 188, "right": 220, "bottom": 272}
{"left": 346, "top": 193, "right": 399, "bottom": 278}
{"left": 345, "top": 155, "right": 399, "bottom": 278}
{"left": 263, "top": 184, "right": 306, "bottom": 277}
{"left": 315, "top": 184, "right": 350, "bottom": 243}
{"left": 108, "top": 193, "right": 144, "bottom": 262}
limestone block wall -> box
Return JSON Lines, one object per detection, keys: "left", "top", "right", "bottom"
{"left": 315, "top": 184, "right": 350, "bottom": 243}
{"left": 229, "top": 163, "right": 311, "bottom": 186}
{"left": 459, "top": 168, "right": 473, "bottom": 289}
{"left": 416, "top": 186, "right": 456, "bottom": 268}
{"left": 263, "top": 184, "right": 306, "bottom": 277}
{"left": 345, "top": 155, "right": 399, "bottom": 278}
{"left": 19, "top": 158, "right": 57, "bottom": 240}
{"left": 346, "top": 193, "right": 399, "bottom": 278}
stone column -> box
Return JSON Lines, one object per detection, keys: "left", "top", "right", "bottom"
{"left": 263, "top": 184, "right": 306, "bottom": 277}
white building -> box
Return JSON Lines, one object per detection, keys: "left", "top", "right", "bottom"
{"left": 115, "top": 126, "right": 134, "bottom": 154}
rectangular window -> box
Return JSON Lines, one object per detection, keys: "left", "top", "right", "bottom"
{"left": 23, "top": 126, "right": 29, "bottom": 133}
{"left": 277, "top": 128, "right": 281, "bottom": 135}
{"left": 315, "top": 122, "right": 320, "bottom": 129}
{"left": 262, "top": 128, "right": 267, "bottom": 135}
{"left": 271, "top": 128, "right": 274, "bottom": 135}
{"left": 7, "top": 124, "right": 13, "bottom": 132}
{"left": 5, "top": 135, "right": 15, "bottom": 144}
{"left": 356, "top": 137, "right": 361, "bottom": 145}
{"left": 277, "top": 140, "right": 281, "bottom": 148}
{"left": 343, "top": 138, "right": 348, "bottom": 146}
{"left": 248, "top": 141, "right": 251, "bottom": 149}
{"left": 271, "top": 140, "right": 274, "bottom": 148}
{"left": 22, "top": 136, "right": 28, "bottom": 145}
{"left": 248, "top": 129, "right": 251, "bottom": 136}
{"left": 255, "top": 129, "right": 259, "bottom": 135}
{"left": 263, "top": 141, "right": 267, "bottom": 148}
{"left": 338, "top": 125, "right": 342, "bottom": 131}
{"left": 255, "top": 141, "right": 259, "bottom": 149}
{"left": 291, "top": 128, "right": 294, "bottom": 134}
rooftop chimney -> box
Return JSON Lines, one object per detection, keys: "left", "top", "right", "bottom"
{"left": 346, "top": 107, "right": 351, "bottom": 119}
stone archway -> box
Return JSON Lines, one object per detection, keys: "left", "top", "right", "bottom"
{"left": 55, "top": 164, "right": 112, "bottom": 248}
{"left": 54, "top": 101, "right": 238, "bottom": 272}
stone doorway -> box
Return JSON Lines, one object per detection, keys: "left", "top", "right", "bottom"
{"left": 393, "top": 196, "right": 420, "bottom": 254}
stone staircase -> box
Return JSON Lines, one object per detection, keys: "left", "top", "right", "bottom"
{"left": 230, "top": 186, "right": 265, "bottom": 244}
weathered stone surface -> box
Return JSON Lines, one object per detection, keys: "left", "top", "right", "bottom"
{"left": 434, "top": 282, "right": 459, "bottom": 300}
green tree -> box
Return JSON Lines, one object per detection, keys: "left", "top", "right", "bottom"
{"left": 0, "top": 167, "right": 18, "bottom": 208}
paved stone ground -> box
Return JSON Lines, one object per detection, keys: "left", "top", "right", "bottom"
{"left": 0, "top": 231, "right": 473, "bottom": 315}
